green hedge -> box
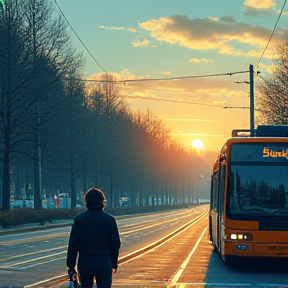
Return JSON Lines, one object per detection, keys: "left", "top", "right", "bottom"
{"left": 0, "top": 203, "right": 194, "bottom": 228}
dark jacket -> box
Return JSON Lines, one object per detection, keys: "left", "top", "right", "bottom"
{"left": 66, "top": 208, "right": 121, "bottom": 270}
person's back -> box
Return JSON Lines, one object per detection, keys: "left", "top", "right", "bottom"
{"left": 66, "top": 188, "right": 121, "bottom": 288}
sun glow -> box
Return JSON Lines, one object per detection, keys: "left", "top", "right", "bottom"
{"left": 191, "top": 139, "right": 204, "bottom": 154}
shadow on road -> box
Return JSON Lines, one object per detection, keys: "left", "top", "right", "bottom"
{"left": 205, "top": 250, "right": 288, "bottom": 286}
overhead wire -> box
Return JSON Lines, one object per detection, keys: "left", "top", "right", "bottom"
{"left": 54, "top": 0, "right": 107, "bottom": 74}
{"left": 256, "top": 0, "right": 287, "bottom": 73}
{"left": 67, "top": 70, "right": 249, "bottom": 83}
{"left": 119, "top": 95, "right": 223, "bottom": 107}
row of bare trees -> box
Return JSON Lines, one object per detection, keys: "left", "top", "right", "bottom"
{"left": 0, "top": 0, "right": 209, "bottom": 211}
{"left": 0, "top": 0, "right": 84, "bottom": 210}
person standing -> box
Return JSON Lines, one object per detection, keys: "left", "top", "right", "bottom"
{"left": 66, "top": 188, "right": 121, "bottom": 288}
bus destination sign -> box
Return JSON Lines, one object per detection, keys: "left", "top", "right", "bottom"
{"left": 231, "top": 143, "right": 288, "bottom": 162}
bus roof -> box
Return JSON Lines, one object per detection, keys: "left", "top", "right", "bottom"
{"left": 222, "top": 136, "right": 288, "bottom": 151}
{"left": 232, "top": 125, "right": 288, "bottom": 137}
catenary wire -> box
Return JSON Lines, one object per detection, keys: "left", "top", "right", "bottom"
{"left": 66, "top": 70, "right": 249, "bottom": 83}
{"left": 54, "top": 0, "right": 107, "bottom": 74}
{"left": 256, "top": 0, "right": 287, "bottom": 72}
{"left": 119, "top": 95, "right": 223, "bottom": 107}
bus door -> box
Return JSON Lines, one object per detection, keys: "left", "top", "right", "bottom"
{"left": 211, "top": 172, "right": 219, "bottom": 249}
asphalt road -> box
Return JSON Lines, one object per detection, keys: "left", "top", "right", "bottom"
{"left": 2, "top": 205, "right": 287, "bottom": 288}
{"left": 0, "top": 207, "right": 205, "bottom": 287}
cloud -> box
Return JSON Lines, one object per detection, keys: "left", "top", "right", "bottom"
{"left": 244, "top": 0, "right": 275, "bottom": 9}
{"left": 99, "top": 26, "right": 139, "bottom": 33}
{"left": 243, "top": 0, "right": 280, "bottom": 16}
{"left": 208, "top": 16, "right": 219, "bottom": 22}
{"left": 99, "top": 25, "right": 124, "bottom": 30}
{"left": 126, "top": 79, "right": 246, "bottom": 110}
{"left": 85, "top": 69, "right": 137, "bottom": 84}
{"left": 257, "top": 62, "right": 277, "bottom": 74}
{"left": 128, "top": 28, "right": 137, "bottom": 32}
{"left": 132, "top": 39, "right": 150, "bottom": 47}
{"left": 189, "top": 58, "right": 213, "bottom": 64}
{"left": 138, "top": 14, "right": 284, "bottom": 59}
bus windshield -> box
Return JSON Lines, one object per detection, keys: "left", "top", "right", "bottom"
{"left": 229, "top": 164, "right": 288, "bottom": 216}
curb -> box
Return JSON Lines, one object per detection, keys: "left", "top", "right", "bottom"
{"left": 0, "top": 210, "right": 179, "bottom": 237}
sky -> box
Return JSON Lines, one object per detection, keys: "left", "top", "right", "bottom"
{"left": 55, "top": 0, "right": 288, "bottom": 152}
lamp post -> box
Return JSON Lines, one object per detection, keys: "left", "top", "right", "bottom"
{"left": 249, "top": 64, "right": 255, "bottom": 136}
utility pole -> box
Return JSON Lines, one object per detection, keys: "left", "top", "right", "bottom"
{"left": 249, "top": 64, "right": 255, "bottom": 136}
{"left": 225, "top": 65, "right": 255, "bottom": 135}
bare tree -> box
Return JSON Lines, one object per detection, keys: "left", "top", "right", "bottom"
{"left": 0, "top": 0, "right": 84, "bottom": 210}
{"left": 257, "top": 42, "right": 288, "bottom": 125}
{"left": 0, "top": 0, "right": 33, "bottom": 210}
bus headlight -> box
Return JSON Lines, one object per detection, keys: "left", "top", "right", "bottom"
{"left": 230, "top": 233, "right": 252, "bottom": 241}
{"left": 231, "top": 234, "right": 237, "bottom": 239}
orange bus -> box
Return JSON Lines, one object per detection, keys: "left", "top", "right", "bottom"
{"left": 209, "top": 125, "right": 288, "bottom": 263}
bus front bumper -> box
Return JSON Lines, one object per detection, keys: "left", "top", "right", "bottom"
{"left": 225, "top": 241, "right": 288, "bottom": 257}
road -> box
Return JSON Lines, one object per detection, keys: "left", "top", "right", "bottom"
{"left": 0, "top": 206, "right": 205, "bottom": 287}
{"left": 1, "top": 205, "right": 288, "bottom": 288}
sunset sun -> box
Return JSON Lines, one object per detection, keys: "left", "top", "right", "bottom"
{"left": 191, "top": 139, "right": 204, "bottom": 154}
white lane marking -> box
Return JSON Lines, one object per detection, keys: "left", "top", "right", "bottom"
{"left": 176, "top": 284, "right": 251, "bottom": 287}
{"left": 19, "top": 256, "right": 67, "bottom": 269}
{"left": 24, "top": 274, "right": 68, "bottom": 288}
{"left": 0, "top": 245, "right": 67, "bottom": 262}
{"left": 0, "top": 251, "right": 66, "bottom": 269}
{"left": 168, "top": 227, "right": 207, "bottom": 286}
{"left": 119, "top": 211, "right": 207, "bottom": 264}
{"left": 173, "top": 283, "right": 288, "bottom": 287}
{"left": 0, "top": 226, "right": 71, "bottom": 238}
{"left": 119, "top": 211, "right": 202, "bottom": 235}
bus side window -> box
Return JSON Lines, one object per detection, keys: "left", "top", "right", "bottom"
{"left": 219, "top": 164, "right": 226, "bottom": 216}
{"left": 210, "top": 176, "right": 213, "bottom": 210}
{"left": 212, "top": 172, "right": 218, "bottom": 211}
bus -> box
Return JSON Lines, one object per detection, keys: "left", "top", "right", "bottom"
{"left": 209, "top": 125, "right": 288, "bottom": 263}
